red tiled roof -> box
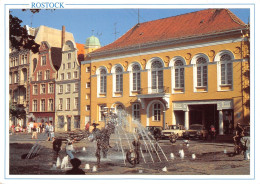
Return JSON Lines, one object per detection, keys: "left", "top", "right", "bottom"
{"left": 93, "top": 9, "right": 246, "bottom": 54}
{"left": 76, "top": 43, "right": 85, "bottom": 56}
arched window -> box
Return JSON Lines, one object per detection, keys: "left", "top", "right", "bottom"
{"left": 132, "top": 64, "right": 141, "bottom": 91}
{"left": 174, "top": 60, "right": 184, "bottom": 88}
{"left": 115, "top": 67, "right": 123, "bottom": 92}
{"left": 151, "top": 60, "right": 163, "bottom": 92}
{"left": 220, "top": 54, "right": 232, "bottom": 85}
{"left": 196, "top": 57, "right": 207, "bottom": 87}
{"left": 100, "top": 68, "right": 107, "bottom": 94}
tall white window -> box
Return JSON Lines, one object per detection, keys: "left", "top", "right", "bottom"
{"left": 37, "top": 71, "right": 42, "bottom": 81}
{"left": 59, "top": 85, "right": 63, "bottom": 93}
{"left": 40, "top": 99, "right": 45, "bottom": 111}
{"left": 174, "top": 60, "right": 184, "bottom": 88}
{"left": 41, "top": 84, "right": 46, "bottom": 94}
{"left": 66, "top": 84, "right": 71, "bottom": 93}
{"left": 49, "top": 83, "right": 54, "bottom": 93}
{"left": 132, "top": 103, "right": 140, "bottom": 121}
{"left": 74, "top": 97, "right": 78, "bottom": 109}
{"left": 45, "top": 70, "right": 50, "bottom": 80}
{"left": 220, "top": 54, "right": 233, "bottom": 85}
{"left": 151, "top": 61, "right": 163, "bottom": 93}
{"left": 33, "top": 85, "right": 38, "bottom": 95}
{"left": 60, "top": 73, "right": 64, "bottom": 80}
{"left": 153, "top": 103, "right": 161, "bottom": 121}
{"left": 196, "top": 57, "right": 207, "bottom": 87}
{"left": 132, "top": 65, "right": 141, "bottom": 91}
{"left": 33, "top": 100, "right": 37, "bottom": 111}
{"left": 99, "top": 105, "right": 106, "bottom": 121}
{"left": 74, "top": 71, "right": 78, "bottom": 78}
{"left": 48, "top": 99, "right": 54, "bottom": 111}
{"left": 68, "top": 53, "right": 71, "bottom": 60}
{"left": 115, "top": 67, "right": 123, "bottom": 92}
{"left": 67, "top": 62, "right": 71, "bottom": 69}
{"left": 66, "top": 98, "right": 70, "bottom": 110}
{"left": 67, "top": 72, "right": 71, "bottom": 79}
{"left": 100, "top": 69, "right": 107, "bottom": 94}
{"left": 41, "top": 56, "right": 46, "bottom": 65}
{"left": 74, "top": 83, "right": 79, "bottom": 92}
{"left": 58, "top": 98, "right": 63, "bottom": 110}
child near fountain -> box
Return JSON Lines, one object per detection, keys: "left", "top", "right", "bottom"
{"left": 65, "top": 158, "right": 85, "bottom": 175}
{"left": 66, "top": 138, "right": 76, "bottom": 159}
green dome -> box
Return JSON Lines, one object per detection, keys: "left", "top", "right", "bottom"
{"left": 85, "top": 35, "right": 101, "bottom": 47}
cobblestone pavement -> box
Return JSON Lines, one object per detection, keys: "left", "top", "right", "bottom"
{"left": 8, "top": 132, "right": 251, "bottom": 176}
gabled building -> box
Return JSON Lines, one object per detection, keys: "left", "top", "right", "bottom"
{"left": 81, "top": 9, "right": 250, "bottom": 135}
{"left": 28, "top": 25, "right": 74, "bottom": 127}
{"left": 55, "top": 40, "right": 82, "bottom": 132}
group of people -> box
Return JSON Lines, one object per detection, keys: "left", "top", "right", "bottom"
{"left": 52, "top": 137, "right": 85, "bottom": 174}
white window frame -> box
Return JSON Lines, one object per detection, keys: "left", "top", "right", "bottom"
{"left": 215, "top": 50, "right": 234, "bottom": 91}
{"left": 152, "top": 103, "right": 161, "bottom": 121}
{"left": 170, "top": 57, "right": 185, "bottom": 91}
{"left": 48, "top": 99, "right": 54, "bottom": 111}
{"left": 86, "top": 105, "right": 90, "bottom": 111}
{"left": 73, "top": 71, "right": 78, "bottom": 79}
{"left": 48, "top": 83, "right": 54, "bottom": 93}
{"left": 97, "top": 67, "right": 107, "bottom": 96}
{"left": 45, "top": 70, "right": 50, "bottom": 80}
{"left": 191, "top": 54, "right": 209, "bottom": 92}
{"left": 86, "top": 82, "right": 90, "bottom": 88}
{"left": 58, "top": 98, "right": 63, "bottom": 110}
{"left": 99, "top": 105, "right": 106, "bottom": 121}
{"left": 59, "top": 85, "right": 63, "bottom": 93}
{"left": 33, "top": 100, "right": 37, "bottom": 111}
{"left": 33, "top": 85, "right": 38, "bottom": 95}
{"left": 74, "top": 97, "right": 79, "bottom": 110}
{"left": 66, "top": 98, "right": 70, "bottom": 110}
{"left": 67, "top": 62, "right": 71, "bottom": 69}
{"left": 37, "top": 71, "right": 42, "bottom": 81}
{"left": 41, "top": 84, "right": 46, "bottom": 94}
{"left": 67, "top": 72, "right": 71, "bottom": 79}
{"left": 112, "top": 65, "right": 123, "bottom": 96}
{"left": 60, "top": 73, "right": 64, "bottom": 80}
{"left": 68, "top": 53, "right": 71, "bottom": 60}
{"left": 74, "top": 83, "right": 79, "bottom": 92}
{"left": 132, "top": 103, "right": 140, "bottom": 121}
{"left": 41, "top": 55, "right": 46, "bottom": 66}
{"left": 66, "top": 84, "right": 71, "bottom": 93}
{"left": 40, "top": 99, "right": 45, "bottom": 112}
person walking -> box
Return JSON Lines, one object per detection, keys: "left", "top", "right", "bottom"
{"left": 49, "top": 122, "right": 54, "bottom": 141}
{"left": 45, "top": 122, "right": 50, "bottom": 141}
{"left": 32, "top": 125, "right": 37, "bottom": 139}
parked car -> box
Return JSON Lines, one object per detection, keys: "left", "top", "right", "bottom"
{"left": 183, "top": 124, "right": 209, "bottom": 140}
{"left": 138, "top": 126, "right": 163, "bottom": 140}
{"left": 161, "top": 125, "right": 186, "bottom": 139}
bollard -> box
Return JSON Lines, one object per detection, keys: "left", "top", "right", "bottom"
{"left": 92, "top": 165, "right": 97, "bottom": 172}
{"left": 192, "top": 154, "right": 196, "bottom": 159}
{"left": 170, "top": 153, "right": 175, "bottom": 160}
{"left": 85, "top": 164, "right": 90, "bottom": 170}
{"left": 162, "top": 166, "right": 167, "bottom": 172}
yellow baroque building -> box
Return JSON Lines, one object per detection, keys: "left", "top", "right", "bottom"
{"left": 80, "top": 9, "right": 250, "bottom": 135}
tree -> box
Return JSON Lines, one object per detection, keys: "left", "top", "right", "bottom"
{"left": 9, "top": 10, "right": 40, "bottom": 53}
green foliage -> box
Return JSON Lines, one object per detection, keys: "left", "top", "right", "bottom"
{"left": 9, "top": 103, "right": 26, "bottom": 120}
{"left": 9, "top": 11, "right": 40, "bottom": 53}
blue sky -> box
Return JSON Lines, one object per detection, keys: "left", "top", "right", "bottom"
{"left": 10, "top": 8, "right": 250, "bottom": 46}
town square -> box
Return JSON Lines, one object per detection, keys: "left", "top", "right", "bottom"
{"left": 0, "top": 1, "right": 258, "bottom": 184}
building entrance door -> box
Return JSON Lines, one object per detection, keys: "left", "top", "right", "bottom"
{"left": 67, "top": 117, "right": 71, "bottom": 131}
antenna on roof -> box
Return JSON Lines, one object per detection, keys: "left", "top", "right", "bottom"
{"left": 138, "top": 9, "right": 140, "bottom": 24}
{"left": 113, "top": 23, "right": 119, "bottom": 40}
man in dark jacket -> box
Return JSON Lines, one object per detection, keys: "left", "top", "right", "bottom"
{"left": 65, "top": 158, "right": 85, "bottom": 175}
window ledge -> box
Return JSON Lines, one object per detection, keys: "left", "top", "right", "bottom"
{"left": 173, "top": 87, "right": 184, "bottom": 90}
{"left": 195, "top": 86, "right": 207, "bottom": 89}
{"left": 219, "top": 84, "right": 232, "bottom": 87}
{"left": 114, "top": 91, "right": 123, "bottom": 94}
{"left": 131, "top": 90, "right": 141, "bottom": 93}
{"left": 99, "top": 92, "right": 106, "bottom": 95}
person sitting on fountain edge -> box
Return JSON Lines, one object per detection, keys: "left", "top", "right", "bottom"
{"left": 53, "top": 137, "right": 62, "bottom": 155}
{"left": 65, "top": 158, "right": 85, "bottom": 175}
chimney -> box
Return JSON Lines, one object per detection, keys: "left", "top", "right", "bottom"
{"left": 61, "top": 25, "right": 65, "bottom": 48}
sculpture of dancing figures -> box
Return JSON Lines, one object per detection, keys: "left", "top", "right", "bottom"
{"left": 89, "top": 122, "right": 115, "bottom": 167}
